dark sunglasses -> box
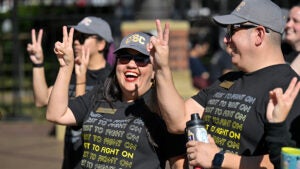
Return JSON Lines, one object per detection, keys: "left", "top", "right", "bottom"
{"left": 74, "top": 32, "right": 97, "bottom": 44}
{"left": 226, "top": 24, "right": 270, "bottom": 39}
{"left": 117, "top": 53, "right": 150, "bottom": 67}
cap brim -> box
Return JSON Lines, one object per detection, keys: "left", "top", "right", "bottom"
{"left": 114, "top": 46, "right": 149, "bottom": 56}
{"left": 113, "top": 47, "right": 125, "bottom": 54}
{"left": 68, "top": 24, "right": 94, "bottom": 35}
{"left": 213, "top": 14, "right": 247, "bottom": 26}
{"left": 68, "top": 24, "right": 113, "bottom": 42}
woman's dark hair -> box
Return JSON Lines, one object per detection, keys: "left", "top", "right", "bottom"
{"left": 88, "top": 62, "right": 119, "bottom": 110}
{"left": 102, "top": 62, "right": 122, "bottom": 103}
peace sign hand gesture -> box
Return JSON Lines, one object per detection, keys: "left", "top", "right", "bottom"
{"left": 267, "top": 77, "right": 300, "bottom": 123}
{"left": 27, "top": 29, "right": 44, "bottom": 64}
{"left": 54, "top": 26, "right": 74, "bottom": 67}
{"left": 75, "top": 45, "right": 90, "bottom": 79}
{"left": 149, "top": 19, "right": 170, "bottom": 70}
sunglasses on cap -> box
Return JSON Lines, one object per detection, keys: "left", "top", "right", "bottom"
{"left": 226, "top": 24, "right": 270, "bottom": 39}
{"left": 74, "top": 32, "right": 98, "bottom": 44}
{"left": 117, "top": 53, "right": 150, "bottom": 67}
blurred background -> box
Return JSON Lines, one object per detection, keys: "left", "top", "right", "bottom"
{"left": 0, "top": 0, "right": 297, "bottom": 121}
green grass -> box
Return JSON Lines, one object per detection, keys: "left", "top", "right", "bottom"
{"left": 172, "top": 69, "right": 198, "bottom": 99}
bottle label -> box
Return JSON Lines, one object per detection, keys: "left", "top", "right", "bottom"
{"left": 187, "top": 127, "right": 208, "bottom": 143}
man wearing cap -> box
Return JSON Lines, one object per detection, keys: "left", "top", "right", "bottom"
{"left": 27, "top": 16, "right": 113, "bottom": 169}
{"left": 150, "top": 0, "right": 300, "bottom": 168}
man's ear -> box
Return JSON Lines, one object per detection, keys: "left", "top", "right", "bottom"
{"left": 254, "top": 26, "right": 266, "bottom": 46}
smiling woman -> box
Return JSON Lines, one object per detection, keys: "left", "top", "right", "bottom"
{"left": 111, "top": 32, "right": 155, "bottom": 102}
{"left": 46, "top": 28, "right": 187, "bottom": 169}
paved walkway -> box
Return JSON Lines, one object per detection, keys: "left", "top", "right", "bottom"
{"left": 0, "top": 120, "right": 188, "bottom": 169}
{"left": 0, "top": 121, "right": 63, "bottom": 169}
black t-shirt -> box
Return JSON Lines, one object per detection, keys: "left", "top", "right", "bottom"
{"left": 265, "top": 122, "right": 295, "bottom": 169}
{"left": 192, "top": 64, "right": 300, "bottom": 156}
{"left": 69, "top": 89, "right": 186, "bottom": 169}
{"left": 63, "top": 63, "right": 112, "bottom": 169}
{"left": 68, "top": 63, "right": 112, "bottom": 99}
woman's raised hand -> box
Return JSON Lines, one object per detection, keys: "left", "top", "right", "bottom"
{"left": 149, "top": 19, "right": 170, "bottom": 70}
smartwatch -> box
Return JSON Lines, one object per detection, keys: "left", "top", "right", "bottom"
{"left": 212, "top": 150, "right": 225, "bottom": 169}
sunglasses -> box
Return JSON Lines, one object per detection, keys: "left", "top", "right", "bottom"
{"left": 117, "top": 53, "right": 150, "bottom": 67}
{"left": 226, "top": 24, "right": 270, "bottom": 39}
{"left": 74, "top": 32, "right": 97, "bottom": 44}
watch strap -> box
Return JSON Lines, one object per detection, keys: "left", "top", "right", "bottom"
{"left": 212, "top": 150, "right": 225, "bottom": 169}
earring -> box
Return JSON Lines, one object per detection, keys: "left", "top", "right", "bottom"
{"left": 151, "top": 78, "right": 155, "bottom": 87}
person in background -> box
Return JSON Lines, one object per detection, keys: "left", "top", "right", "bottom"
{"left": 188, "top": 28, "right": 233, "bottom": 91}
{"left": 26, "top": 16, "right": 113, "bottom": 169}
{"left": 188, "top": 32, "right": 211, "bottom": 90}
{"left": 284, "top": 3, "right": 300, "bottom": 75}
{"left": 149, "top": 0, "right": 300, "bottom": 168}
{"left": 209, "top": 28, "right": 233, "bottom": 83}
{"left": 46, "top": 28, "right": 187, "bottom": 168}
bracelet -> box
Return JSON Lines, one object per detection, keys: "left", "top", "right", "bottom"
{"left": 32, "top": 63, "right": 44, "bottom": 67}
{"left": 76, "top": 82, "right": 86, "bottom": 85}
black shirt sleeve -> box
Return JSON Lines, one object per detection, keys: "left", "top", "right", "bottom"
{"left": 68, "top": 88, "right": 95, "bottom": 126}
{"left": 265, "top": 122, "right": 296, "bottom": 169}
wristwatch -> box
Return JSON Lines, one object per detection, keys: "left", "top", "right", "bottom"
{"left": 212, "top": 150, "right": 225, "bottom": 169}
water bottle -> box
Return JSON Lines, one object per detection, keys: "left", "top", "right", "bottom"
{"left": 186, "top": 113, "right": 208, "bottom": 143}
{"left": 186, "top": 113, "right": 208, "bottom": 169}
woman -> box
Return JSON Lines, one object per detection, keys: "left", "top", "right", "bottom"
{"left": 46, "top": 26, "right": 187, "bottom": 169}
{"left": 27, "top": 16, "right": 114, "bottom": 169}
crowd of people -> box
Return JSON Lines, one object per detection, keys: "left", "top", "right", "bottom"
{"left": 27, "top": 0, "right": 300, "bottom": 168}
